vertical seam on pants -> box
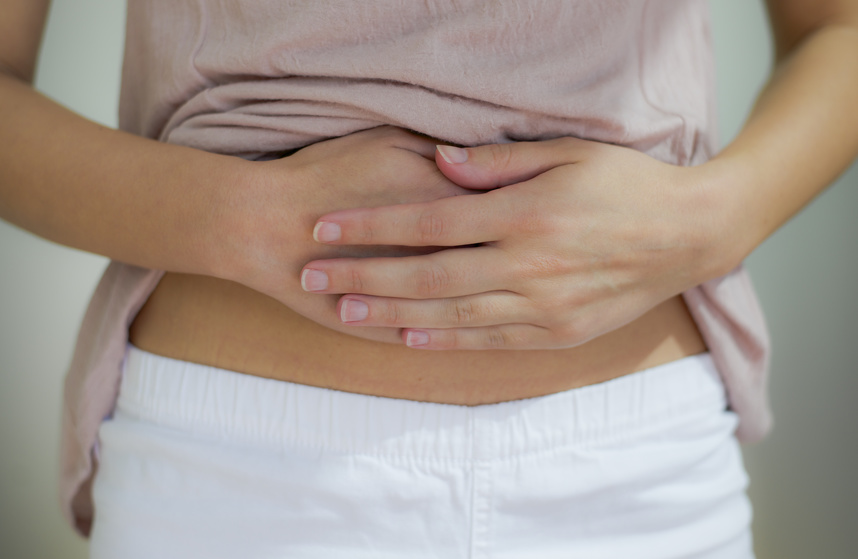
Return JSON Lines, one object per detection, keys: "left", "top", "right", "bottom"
{"left": 467, "top": 408, "right": 476, "bottom": 559}
{"left": 473, "top": 461, "right": 493, "bottom": 559}
{"left": 472, "top": 411, "right": 493, "bottom": 559}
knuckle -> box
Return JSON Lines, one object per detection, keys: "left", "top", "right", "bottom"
{"left": 485, "top": 327, "right": 507, "bottom": 349}
{"left": 540, "top": 211, "right": 568, "bottom": 235}
{"left": 517, "top": 254, "right": 570, "bottom": 280}
{"left": 530, "top": 296, "right": 556, "bottom": 317}
{"left": 382, "top": 301, "right": 404, "bottom": 326}
{"left": 415, "top": 264, "right": 451, "bottom": 297}
{"left": 534, "top": 208, "right": 565, "bottom": 235}
{"left": 347, "top": 268, "right": 364, "bottom": 292}
{"left": 447, "top": 298, "right": 478, "bottom": 326}
{"left": 487, "top": 143, "right": 515, "bottom": 174}
{"left": 436, "top": 331, "right": 459, "bottom": 351}
{"left": 507, "top": 210, "right": 535, "bottom": 235}
{"left": 353, "top": 217, "right": 375, "bottom": 244}
{"left": 416, "top": 210, "right": 445, "bottom": 244}
{"left": 508, "top": 200, "right": 550, "bottom": 236}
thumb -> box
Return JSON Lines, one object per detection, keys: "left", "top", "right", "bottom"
{"left": 435, "top": 138, "right": 584, "bottom": 190}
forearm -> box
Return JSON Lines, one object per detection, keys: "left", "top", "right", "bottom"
{"left": 703, "top": 19, "right": 858, "bottom": 271}
{"left": 0, "top": 71, "right": 252, "bottom": 277}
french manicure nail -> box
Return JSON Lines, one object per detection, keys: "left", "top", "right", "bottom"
{"left": 301, "top": 269, "right": 329, "bottom": 292}
{"left": 436, "top": 145, "right": 468, "bottom": 164}
{"left": 340, "top": 299, "right": 369, "bottom": 323}
{"left": 313, "top": 221, "right": 341, "bottom": 243}
{"left": 405, "top": 331, "right": 430, "bottom": 347}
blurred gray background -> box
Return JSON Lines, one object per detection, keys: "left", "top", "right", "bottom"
{"left": 0, "top": 1, "right": 855, "bottom": 557}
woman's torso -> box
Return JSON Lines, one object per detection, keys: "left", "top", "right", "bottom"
{"left": 63, "top": 0, "right": 779, "bottom": 533}
{"left": 125, "top": 0, "right": 714, "bottom": 402}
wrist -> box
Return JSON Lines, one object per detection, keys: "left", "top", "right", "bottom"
{"left": 202, "top": 155, "right": 276, "bottom": 284}
{"left": 688, "top": 154, "right": 763, "bottom": 280}
{"left": 205, "top": 155, "right": 311, "bottom": 297}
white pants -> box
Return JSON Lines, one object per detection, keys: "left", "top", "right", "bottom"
{"left": 89, "top": 346, "right": 754, "bottom": 559}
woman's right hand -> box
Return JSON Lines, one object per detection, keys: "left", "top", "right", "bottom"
{"left": 1, "top": 0, "right": 470, "bottom": 347}
{"left": 215, "top": 126, "right": 475, "bottom": 344}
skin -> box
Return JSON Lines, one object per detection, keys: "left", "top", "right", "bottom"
{"left": 304, "top": 140, "right": 718, "bottom": 350}
{"left": 1, "top": 2, "right": 857, "bottom": 383}
{"left": 300, "top": 0, "right": 858, "bottom": 350}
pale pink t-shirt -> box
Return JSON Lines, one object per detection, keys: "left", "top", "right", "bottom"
{"left": 61, "top": 0, "right": 771, "bottom": 534}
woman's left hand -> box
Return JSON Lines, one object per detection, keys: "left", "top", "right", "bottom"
{"left": 300, "top": 138, "right": 738, "bottom": 350}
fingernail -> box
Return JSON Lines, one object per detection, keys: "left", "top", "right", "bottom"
{"left": 405, "top": 331, "right": 430, "bottom": 347}
{"left": 313, "top": 221, "right": 341, "bottom": 243}
{"left": 436, "top": 145, "right": 468, "bottom": 164}
{"left": 340, "top": 299, "right": 369, "bottom": 322}
{"left": 301, "top": 269, "right": 328, "bottom": 292}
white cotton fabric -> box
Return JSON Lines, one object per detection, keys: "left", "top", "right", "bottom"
{"left": 88, "top": 346, "right": 754, "bottom": 559}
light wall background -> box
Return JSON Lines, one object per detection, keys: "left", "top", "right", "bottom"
{"left": 0, "top": 1, "right": 855, "bottom": 558}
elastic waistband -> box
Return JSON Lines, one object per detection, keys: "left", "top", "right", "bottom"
{"left": 117, "top": 345, "right": 726, "bottom": 463}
